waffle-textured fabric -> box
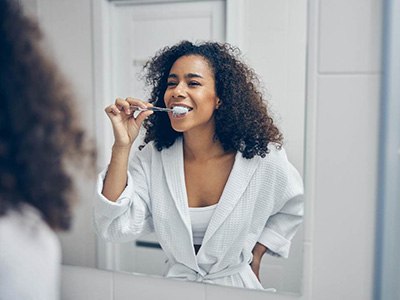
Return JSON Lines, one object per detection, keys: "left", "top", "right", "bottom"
{"left": 0, "top": 204, "right": 61, "bottom": 299}
{"left": 94, "top": 138, "right": 304, "bottom": 289}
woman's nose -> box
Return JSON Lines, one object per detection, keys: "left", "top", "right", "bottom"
{"left": 172, "top": 82, "right": 186, "bottom": 98}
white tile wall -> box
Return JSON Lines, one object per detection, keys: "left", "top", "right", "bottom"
{"left": 313, "top": 75, "right": 379, "bottom": 300}
{"left": 318, "top": 0, "right": 382, "bottom": 73}
{"left": 36, "top": 0, "right": 95, "bottom": 127}
{"left": 309, "top": 2, "right": 382, "bottom": 300}
{"left": 243, "top": 0, "right": 307, "bottom": 174}
{"left": 243, "top": 0, "right": 307, "bottom": 293}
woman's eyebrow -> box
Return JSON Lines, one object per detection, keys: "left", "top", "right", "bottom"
{"left": 185, "top": 73, "right": 203, "bottom": 79}
{"left": 167, "top": 73, "right": 204, "bottom": 79}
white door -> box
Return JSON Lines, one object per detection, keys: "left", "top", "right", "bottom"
{"left": 110, "top": 0, "right": 225, "bottom": 100}
{"left": 108, "top": 0, "right": 226, "bottom": 275}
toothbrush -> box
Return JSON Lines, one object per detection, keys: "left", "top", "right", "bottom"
{"left": 129, "top": 105, "right": 189, "bottom": 116}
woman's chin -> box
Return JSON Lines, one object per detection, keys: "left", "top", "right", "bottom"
{"left": 169, "top": 119, "right": 189, "bottom": 133}
{"left": 171, "top": 125, "right": 187, "bottom": 133}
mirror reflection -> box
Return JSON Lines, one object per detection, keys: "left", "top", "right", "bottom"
{"left": 16, "top": 0, "right": 308, "bottom": 295}
{"left": 95, "top": 39, "right": 304, "bottom": 291}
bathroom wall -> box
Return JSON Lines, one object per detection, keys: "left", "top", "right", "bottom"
{"left": 310, "top": 0, "right": 381, "bottom": 299}
{"left": 240, "top": 0, "right": 307, "bottom": 292}
{"left": 20, "top": 0, "right": 382, "bottom": 299}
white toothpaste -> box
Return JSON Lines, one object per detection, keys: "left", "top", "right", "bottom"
{"left": 172, "top": 106, "right": 189, "bottom": 116}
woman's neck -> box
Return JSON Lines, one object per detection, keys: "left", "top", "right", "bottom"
{"left": 183, "top": 130, "right": 225, "bottom": 161}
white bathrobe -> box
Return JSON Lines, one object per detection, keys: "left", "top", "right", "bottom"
{"left": 94, "top": 138, "right": 304, "bottom": 289}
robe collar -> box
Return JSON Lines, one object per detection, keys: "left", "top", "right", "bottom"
{"left": 160, "top": 138, "right": 260, "bottom": 255}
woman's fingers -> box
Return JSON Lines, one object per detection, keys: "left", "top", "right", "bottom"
{"left": 132, "top": 100, "right": 154, "bottom": 126}
{"left": 124, "top": 97, "right": 150, "bottom": 114}
{"left": 105, "top": 103, "right": 121, "bottom": 117}
{"left": 125, "top": 97, "right": 147, "bottom": 106}
{"left": 106, "top": 97, "right": 155, "bottom": 124}
{"left": 104, "top": 97, "right": 155, "bottom": 143}
{"left": 134, "top": 110, "right": 153, "bottom": 127}
{"left": 114, "top": 97, "right": 132, "bottom": 115}
{"left": 106, "top": 97, "right": 144, "bottom": 115}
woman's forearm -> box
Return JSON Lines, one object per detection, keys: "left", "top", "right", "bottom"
{"left": 252, "top": 242, "right": 267, "bottom": 257}
{"left": 250, "top": 242, "right": 268, "bottom": 281}
{"left": 102, "top": 145, "right": 131, "bottom": 202}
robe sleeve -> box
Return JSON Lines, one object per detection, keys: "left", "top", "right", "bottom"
{"left": 257, "top": 151, "right": 304, "bottom": 258}
{"left": 93, "top": 148, "right": 154, "bottom": 242}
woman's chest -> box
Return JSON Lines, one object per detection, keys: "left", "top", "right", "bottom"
{"left": 184, "top": 155, "right": 235, "bottom": 207}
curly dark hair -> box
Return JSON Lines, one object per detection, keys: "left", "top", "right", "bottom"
{"left": 141, "top": 40, "right": 283, "bottom": 158}
{"left": 0, "top": 0, "right": 94, "bottom": 230}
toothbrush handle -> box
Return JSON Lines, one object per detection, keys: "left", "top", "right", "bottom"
{"left": 130, "top": 106, "right": 172, "bottom": 112}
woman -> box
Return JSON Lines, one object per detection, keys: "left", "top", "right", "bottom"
{"left": 0, "top": 1, "right": 93, "bottom": 299}
{"left": 94, "top": 41, "right": 303, "bottom": 289}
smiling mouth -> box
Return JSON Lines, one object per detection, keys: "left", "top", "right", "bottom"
{"left": 168, "top": 105, "right": 192, "bottom": 118}
{"left": 170, "top": 104, "right": 193, "bottom": 112}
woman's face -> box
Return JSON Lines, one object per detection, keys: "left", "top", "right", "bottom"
{"left": 164, "top": 55, "right": 219, "bottom": 134}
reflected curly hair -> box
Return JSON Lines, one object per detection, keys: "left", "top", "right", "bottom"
{"left": 0, "top": 0, "right": 94, "bottom": 230}
{"left": 142, "top": 40, "right": 282, "bottom": 158}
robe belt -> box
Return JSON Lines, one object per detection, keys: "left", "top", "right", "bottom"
{"left": 166, "top": 262, "right": 250, "bottom": 283}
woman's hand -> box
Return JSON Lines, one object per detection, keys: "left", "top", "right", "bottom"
{"left": 105, "top": 97, "right": 153, "bottom": 148}
{"left": 250, "top": 242, "right": 268, "bottom": 281}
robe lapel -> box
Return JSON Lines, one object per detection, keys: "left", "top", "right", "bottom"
{"left": 201, "top": 153, "right": 261, "bottom": 247}
{"left": 160, "top": 138, "right": 193, "bottom": 244}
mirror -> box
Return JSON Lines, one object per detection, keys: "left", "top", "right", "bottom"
{"left": 20, "top": 0, "right": 307, "bottom": 295}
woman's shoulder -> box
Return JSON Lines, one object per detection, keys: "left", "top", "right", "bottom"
{"left": 259, "top": 143, "right": 303, "bottom": 188}
{"left": 130, "top": 139, "right": 173, "bottom": 167}
{"left": 0, "top": 204, "right": 54, "bottom": 232}
{"left": 261, "top": 142, "right": 288, "bottom": 163}
{"left": 0, "top": 204, "right": 61, "bottom": 298}
{"left": 0, "top": 204, "right": 60, "bottom": 253}
{"left": 134, "top": 137, "right": 182, "bottom": 158}
{"left": 257, "top": 143, "right": 296, "bottom": 175}
{"left": 132, "top": 140, "right": 157, "bottom": 159}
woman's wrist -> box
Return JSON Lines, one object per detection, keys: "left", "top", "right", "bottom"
{"left": 252, "top": 242, "right": 268, "bottom": 257}
{"left": 112, "top": 143, "right": 132, "bottom": 153}
{"left": 109, "top": 144, "right": 131, "bottom": 168}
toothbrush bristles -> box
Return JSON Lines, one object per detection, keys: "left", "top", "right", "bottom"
{"left": 172, "top": 106, "right": 189, "bottom": 115}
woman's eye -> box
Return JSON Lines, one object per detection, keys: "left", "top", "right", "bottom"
{"left": 189, "top": 81, "right": 200, "bottom": 86}
{"left": 167, "top": 82, "right": 177, "bottom": 87}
